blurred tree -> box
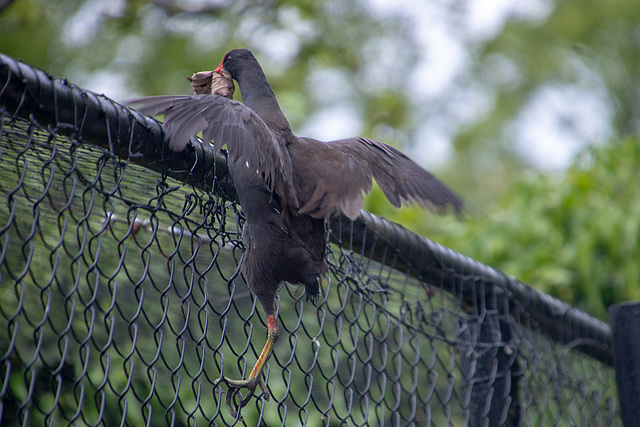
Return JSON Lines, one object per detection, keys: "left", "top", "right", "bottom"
{"left": 438, "top": 137, "right": 640, "bottom": 319}
{"left": 1, "top": 0, "right": 637, "bottom": 195}
{"left": 0, "top": 0, "right": 417, "bottom": 129}
{"left": 1, "top": 0, "right": 639, "bottom": 313}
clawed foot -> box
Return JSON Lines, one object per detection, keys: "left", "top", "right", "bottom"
{"left": 214, "top": 374, "right": 270, "bottom": 418}
{"left": 214, "top": 316, "right": 279, "bottom": 418}
{"left": 290, "top": 276, "right": 326, "bottom": 303}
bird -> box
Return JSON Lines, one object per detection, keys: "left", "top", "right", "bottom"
{"left": 126, "top": 48, "right": 463, "bottom": 416}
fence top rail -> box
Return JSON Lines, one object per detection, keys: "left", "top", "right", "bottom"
{"left": 0, "top": 52, "right": 613, "bottom": 366}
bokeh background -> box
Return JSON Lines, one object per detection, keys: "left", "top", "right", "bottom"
{"left": 2, "top": 0, "right": 639, "bottom": 318}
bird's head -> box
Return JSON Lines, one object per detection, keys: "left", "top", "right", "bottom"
{"left": 214, "top": 49, "right": 256, "bottom": 80}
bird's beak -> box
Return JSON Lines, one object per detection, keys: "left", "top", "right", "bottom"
{"left": 214, "top": 64, "right": 224, "bottom": 75}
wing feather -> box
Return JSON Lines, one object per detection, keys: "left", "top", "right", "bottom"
{"left": 126, "top": 96, "right": 460, "bottom": 220}
{"left": 293, "top": 137, "right": 462, "bottom": 220}
{"left": 125, "top": 94, "right": 299, "bottom": 209}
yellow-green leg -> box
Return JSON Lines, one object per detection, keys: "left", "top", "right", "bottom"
{"left": 215, "top": 315, "right": 279, "bottom": 417}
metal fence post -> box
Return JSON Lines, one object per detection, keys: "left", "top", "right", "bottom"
{"left": 610, "top": 302, "right": 640, "bottom": 426}
{"left": 460, "top": 285, "right": 522, "bottom": 427}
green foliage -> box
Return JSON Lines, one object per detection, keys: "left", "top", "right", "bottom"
{"left": 3, "top": 0, "right": 638, "bottom": 206}
{"left": 2, "top": 0, "right": 638, "bottom": 331}
{"left": 3, "top": 0, "right": 638, "bottom": 318}
{"left": 421, "top": 138, "right": 640, "bottom": 319}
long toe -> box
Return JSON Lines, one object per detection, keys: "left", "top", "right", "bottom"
{"left": 216, "top": 374, "right": 270, "bottom": 417}
{"left": 223, "top": 375, "right": 262, "bottom": 391}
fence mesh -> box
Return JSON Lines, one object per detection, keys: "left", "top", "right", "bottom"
{"left": 0, "top": 54, "right": 620, "bottom": 426}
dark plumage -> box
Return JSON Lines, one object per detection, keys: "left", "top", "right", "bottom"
{"left": 127, "top": 48, "right": 462, "bottom": 416}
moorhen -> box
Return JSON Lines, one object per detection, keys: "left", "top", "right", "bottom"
{"left": 127, "top": 48, "right": 463, "bottom": 416}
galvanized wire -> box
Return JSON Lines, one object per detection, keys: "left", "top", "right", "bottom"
{"left": 0, "top": 53, "right": 620, "bottom": 426}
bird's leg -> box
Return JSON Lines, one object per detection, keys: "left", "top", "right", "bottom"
{"left": 215, "top": 315, "right": 279, "bottom": 417}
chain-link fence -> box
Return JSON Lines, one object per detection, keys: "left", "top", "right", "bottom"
{"left": 0, "top": 54, "right": 620, "bottom": 426}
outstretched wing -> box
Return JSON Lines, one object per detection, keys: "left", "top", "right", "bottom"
{"left": 294, "top": 137, "right": 462, "bottom": 220}
{"left": 126, "top": 94, "right": 299, "bottom": 209}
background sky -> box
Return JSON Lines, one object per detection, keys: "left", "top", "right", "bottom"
{"left": 54, "top": 0, "right": 612, "bottom": 174}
